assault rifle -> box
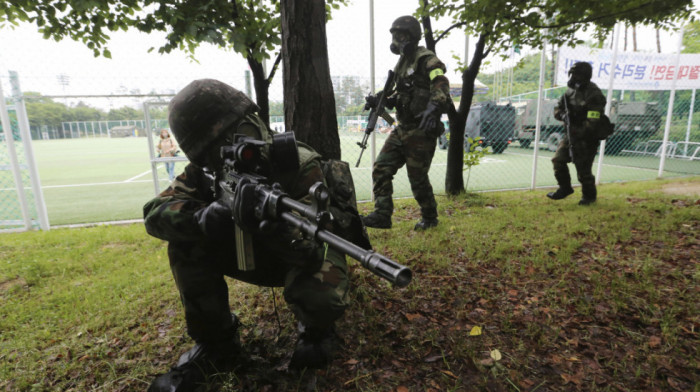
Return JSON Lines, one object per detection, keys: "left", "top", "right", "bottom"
{"left": 218, "top": 132, "right": 411, "bottom": 288}
{"left": 356, "top": 70, "right": 396, "bottom": 167}
{"left": 562, "top": 92, "right": 575, "bottom": 162}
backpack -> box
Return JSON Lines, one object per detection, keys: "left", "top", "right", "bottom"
{"left": 321, "top": 159, "right": 372, "bottom": 250}
{"left": 596, "top": 114, "right": 615, "bottom": 141}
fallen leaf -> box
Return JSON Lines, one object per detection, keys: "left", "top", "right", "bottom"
{"left": 344, "top": 359, "right": 359, "bottom": 366}
{"left": 490, "top": 349, "right": 502, "bottom": 361}
{"left": 440, "top": 369, "right": 457, "bottom": 379}
{"left": 649, "top": 336, "right": 661, "bottom": 348}
{"left": 469, "top": 326, "right": 482, "bottom": 336}
{"left": 561, "top": 373, "right": 582, "bottom": 385}
{"left": 395, "top": 386, "right": 409, "bottom": 392}
{"left": 405, "top": 313, "right": 423, "bottom": 321}
{"left": 479, "top": 358, "right": 494, "bottom": 366}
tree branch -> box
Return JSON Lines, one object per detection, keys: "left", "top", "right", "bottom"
{"left": 522, "top": 0, "right": 680, "bottom": 29}
{"left": 267, "top": 52, "right": 282, "bottom": 83}
{"left": 435, "top": 21, "right": 467, "bottom": 45}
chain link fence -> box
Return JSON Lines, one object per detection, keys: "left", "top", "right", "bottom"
{"left": 0, "top": 5, "right": 698, "bottom": 229}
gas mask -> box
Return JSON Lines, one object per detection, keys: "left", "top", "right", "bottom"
{"left": 567, "top": 63, "right": 592, "bottom": 89}
{"left": 567, "top": 72, "right": 588, "bottom": 89}
{"left": 390, "top": 31, "right": 416, "bottom": 56}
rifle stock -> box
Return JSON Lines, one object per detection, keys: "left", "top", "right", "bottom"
{"left": 356, "top": 69, "right": 395, "bottom": 167}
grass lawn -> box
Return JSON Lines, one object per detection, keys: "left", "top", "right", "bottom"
{"left": 3, "top": 135, "right": 699, "bottom": 227}
{"left": 1, "top": 177, "right": 698, "bottom": 391}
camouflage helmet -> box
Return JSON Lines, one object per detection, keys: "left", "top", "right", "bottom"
{"left": 568, "top": 62, "right": 593, "bottom": 81}
{"left": 168, "top": 79, "right": 260, "bottom": 167}
{"left": 389, "top": 15, "right": 422, "bottom": 42}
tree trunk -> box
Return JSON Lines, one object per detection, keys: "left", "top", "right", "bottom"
{"left": 247, "top": 57, "right": 271, "bottom": 128}
{"left": 420, "top": 8, "right": 436, "bottom": 53}
{"left": 280, "top": 0, "right": 340, "bottom": 159}
{"left": 445, "top": 33, "right": 488, "bottom": 195}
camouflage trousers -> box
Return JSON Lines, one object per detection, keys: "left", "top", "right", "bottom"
{"left": 552, "top": 135, "right": 600, "bottom": 198}
{"left": 371, "top": 124, "right": 438, "bottom": 219}
{"left": 167, "top": 237, "right": 349, "bottom": 345}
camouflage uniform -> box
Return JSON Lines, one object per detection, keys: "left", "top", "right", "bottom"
{"left": 143, "top": 117, "right": 350, "bottom": 345}
{"left": 371, "top": 46, "right": 450, "bottom": 221}
{"left": 552, "top": 82, "right": 606, "bottom": 202}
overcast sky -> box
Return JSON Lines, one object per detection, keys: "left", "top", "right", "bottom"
{"left": 0, "top": 0, "right": 685, "bottom": 109}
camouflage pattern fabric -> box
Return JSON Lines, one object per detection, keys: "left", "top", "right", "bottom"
{"left": 554, "top": 82, "right": 607, "bottom": 141}
{"left": 551, "top": 136, "right": 600, "bottom": 198}
{"left": 143, "top": 133, "right": 350, "bottom": 344}
{"left": 552, "top": 82, "right": 606, "bottom": 199}
{"left": 393, "top": 46, "right": 450, "bottom": 127}
{"left": 372, "top": 124, "right": 438, "bottom": 219}
{"left": 369, "top": 46, "right": 448, "bottom": 219}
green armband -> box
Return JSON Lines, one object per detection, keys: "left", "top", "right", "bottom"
{"left": 587, "top": 111, "right": 601, "bottom": 119}
{"left": 429, "top": 68, "right": 444, "bottom": 80}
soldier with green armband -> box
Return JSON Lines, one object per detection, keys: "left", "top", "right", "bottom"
{"left": 549, "top": 62, "right": 607, "bottom": 206}
{"left": 361, "top": 15, "right": 451, "bottom": 231}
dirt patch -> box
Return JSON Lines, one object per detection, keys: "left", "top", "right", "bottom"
{"left": 660, "top": 181, "right": 700, "bottom": 197}
{"left": 0, "top": 277, "right": 27, "bottom": 293}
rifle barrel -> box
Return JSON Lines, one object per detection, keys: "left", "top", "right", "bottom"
{"left": 278, "top": 206, "right": 411, "bottom": 287}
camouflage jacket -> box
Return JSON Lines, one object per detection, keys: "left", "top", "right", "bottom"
{"left": 555, "top": 82, "right": 606, "bottom": 141}
{"left": 143, "top": 143, "right": 325, "bottom": 244}
{"left": 392, "top": 46, "right": 451, "bottom": 126}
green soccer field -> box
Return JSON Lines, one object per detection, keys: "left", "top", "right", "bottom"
{"left": 4, "top": 133, "right": 698, "bottom": 226}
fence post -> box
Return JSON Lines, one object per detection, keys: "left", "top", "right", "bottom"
{"left": 684, "top": 89, "right": 695, "bottom": 156}
{"left": 143, "top": 102, "right": 162, "bottom": 196}
{"left": 0, "top": 77, "right": 33, "bottom": 230}
{"left": 9, "top": 71, "right": 50, "bottom": 230}
{"left": 597, "top": 22, "right": 621, "bottom": 184}
{"left": 530, "top": 39, "right": 547, "bottom": 190}
{"left": 658, "top": 25, "right": 685, "bottom": 177}
{"left": 368, "top": 0, "right": 376, "bottom": 202}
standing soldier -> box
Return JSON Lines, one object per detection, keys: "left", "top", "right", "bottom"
{"left": 361, "top": 15, "right": 451, "bottom": 231}
{"left": 548, "top": 62, "right": 606, "bottom": 205}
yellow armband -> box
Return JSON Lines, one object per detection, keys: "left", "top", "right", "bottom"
{"left": 587, "top": 111, "right": 601, "bottom": 119}
{"left": 429, "top": 68, "right": 444, "bottom": 80}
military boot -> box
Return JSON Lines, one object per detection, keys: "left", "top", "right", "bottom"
{"left": 148, "top": 314, "right": 241, "bottom": 392}
{"left": 289, "top": 323, "right": 341, "bottom": 370}
{"left": 546, "top": 187, "right": 574, "bottom": 200}
{"left": 547, "top": 171, "right": 574, "bottom": 200}
{"left": 579, "top": 183, "right": 597, "bottom": 206}
{"left": 414, "top": 218, "right": 439, "bottom": 231}
{"left": 361, "top": 212, "right": 392, "bottom": 229}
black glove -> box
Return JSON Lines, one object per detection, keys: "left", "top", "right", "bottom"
{"left": 416, "top": 102, "right": 440, "bottom": 132}
{"left": 385, "top": 95, "right": 397, "bottom": 110}
{"left": 364, "top": 94, "right": 379, "bottom": 111}
{"left": 193, "top": 200, "right": 235, "bottom": 240}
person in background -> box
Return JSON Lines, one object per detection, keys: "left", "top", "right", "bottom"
{"left": 548, "top": 62, "right": 606, "bottom": 206}
{"left": 157, "top": 128, "right": 178, "bottom": 181}
{"left": 360, "top": 15, "right": 451, "bottom": 231}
